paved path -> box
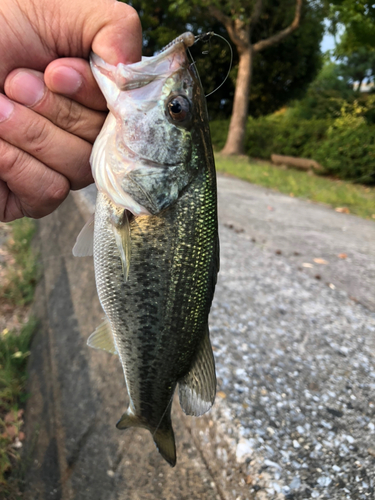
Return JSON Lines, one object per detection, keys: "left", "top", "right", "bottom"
{"left": 217, "top": 174, "right": 375, "bottom": 312}
{"left": 24, "top": 175, "right": 375, "bottom": 499}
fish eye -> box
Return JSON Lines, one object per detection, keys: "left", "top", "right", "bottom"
{"left": 167, "top": 96, "right": 191, "bottom": 123}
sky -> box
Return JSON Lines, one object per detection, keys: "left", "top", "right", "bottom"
{"left": 321, "top": 32, "right": 336, "bottom": 53}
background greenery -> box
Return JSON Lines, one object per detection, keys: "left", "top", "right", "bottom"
{"left": 129, "top": 0, "right": 375, "bottom": 184}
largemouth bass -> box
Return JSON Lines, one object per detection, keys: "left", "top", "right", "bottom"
{"left": 73, "top": 32, "right": 219, "bottom": 467}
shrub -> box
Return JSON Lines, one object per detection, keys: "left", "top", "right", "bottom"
{"left": 210, "top": 113, "right": 375, "bottom": 184}
{"left": 209, "top": 120, "right": 229, "bottom": 151}
{"left": 314, "top": 124, "right": 375, "bottom": 184}
{"left": 244, "top": 116, "right": 330, "bottom": 159}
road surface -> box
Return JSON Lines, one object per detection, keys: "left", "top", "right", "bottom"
{"left": 24, "top": 174, "right": 375, "bottom": 499}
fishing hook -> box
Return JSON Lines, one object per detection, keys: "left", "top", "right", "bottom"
{"left": 192, "top": 31, "right": 233, "bottom": 98}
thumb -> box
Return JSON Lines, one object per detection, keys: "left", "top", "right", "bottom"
{"left": 90, "top": 2, "right": 142, "bottom": 65}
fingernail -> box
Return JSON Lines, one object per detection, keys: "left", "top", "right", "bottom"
{"left": 10, "top": 70, "right": 45, "bottom": 106}
{"left": 0, "top": 94, "right": 14, "bottom": 122}
{"left": 50, "top": 67, "right": 83, "bottom": 94}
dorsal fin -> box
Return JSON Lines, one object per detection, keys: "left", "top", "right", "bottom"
{"left": 178, "top": 327, "right": 216, "bottom": 417}
{"left": 72, "top": 214, "right": 95, "bottom": 257}
{"left": 87, "top": 319, "right": 117, "bottom": 355}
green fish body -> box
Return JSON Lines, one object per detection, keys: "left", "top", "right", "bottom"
{"left": 73, "top": 33, "right": 219, "bottom": 466}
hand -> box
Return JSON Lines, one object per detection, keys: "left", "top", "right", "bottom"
{"left": 0, "top": 0, "right": 141, "bottom": 88}
{"left": 1, "top": 59, "right": 107, "bottom": 221}
{"left": 0, "top": 0, "right": 142, "bottom": 221}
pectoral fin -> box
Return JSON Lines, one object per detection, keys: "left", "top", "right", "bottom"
{"left": 112, "top": 210, "right": 131, "bottom": 281}
{"left": 87, "top": 319, "right": 117, "bottom": 355}
{"left": 72, "top": 214, "right": 95, "bottom": 257}
{"left": 178, "top": 327, "right": 216, "bottom": 417}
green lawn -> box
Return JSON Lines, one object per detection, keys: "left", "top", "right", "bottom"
{"left": 215, "top": 154, "right": 375, "bottom": 220}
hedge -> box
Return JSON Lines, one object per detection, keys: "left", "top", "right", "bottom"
{"left": 210, "top": 117, "right": 375, "bottom": 185}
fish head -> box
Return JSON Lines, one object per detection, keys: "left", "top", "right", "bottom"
{"left": 90, "top": 32, "right": 208, "bottom": 215}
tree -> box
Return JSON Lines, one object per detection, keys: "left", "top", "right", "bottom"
{"left": 249, "top": 0, "right": 324, "bottom": 116}
{"left": 203, "top": 0, "right": 303, "bottom": 155}
{"left": 329, "top": 1, "right": 375, "bottom": 50}
{"left": 130, "top": 0, "right": 325, "bottom": 151}
{"left": 337, "top": 46, "right": 375, "bottom": 92}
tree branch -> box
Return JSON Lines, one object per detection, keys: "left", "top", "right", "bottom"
{"left": 208, "top": 5, "right": 250, "bottom": 51}
{"left": 250, "top": 0, "right": 264, "bottom": 28}
{"left": 253, "top": 0, "right": 302, "bottom": 53}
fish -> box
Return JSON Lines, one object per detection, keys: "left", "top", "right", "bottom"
{"left": 73, "top": 32, "right": 219, "bottom": 467}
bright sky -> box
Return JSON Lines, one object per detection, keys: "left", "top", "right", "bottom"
{"left": 321, "top": 32, "right": 336, "bottom": 53}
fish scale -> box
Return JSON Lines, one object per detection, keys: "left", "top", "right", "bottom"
{"left": 74, "top": 32, "right": 219, "bottom": 466}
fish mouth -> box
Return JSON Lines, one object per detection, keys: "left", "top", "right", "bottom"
{"left": 90, "top": 32, "right": 195, "bottom": 92}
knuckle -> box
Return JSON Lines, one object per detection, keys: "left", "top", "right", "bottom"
{"left": 43, "top": 180, "right": 69, "bottom": 208}
{"left": 126, "top": 5, "right": 140, "bottom": 21}
{"left": 54, "top": 99, "right": 83, "bottom": 132}
{"left": 24, "top": 119, "right": 53, "bottom": 154}
{"left": 0, "top": 140, "right": 25, "bottom": 177}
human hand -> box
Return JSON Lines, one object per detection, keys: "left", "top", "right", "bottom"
{"left": 0, "top": 0, "right": 142, "bottom": 221}
{"left": 1, "top": 59, "right": 107, "bottom": 221}
{"left": 0, "top": 0, "right": 142, "bottom": 88}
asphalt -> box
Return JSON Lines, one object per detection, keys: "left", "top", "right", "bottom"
{"left": 23, "top": 174, "right": 375, "bottom": 499}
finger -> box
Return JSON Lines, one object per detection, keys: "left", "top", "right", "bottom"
{"left": 4, "top": 69, "right": 106, "bottom": 143}
{"left": 90, "top": 2, "right": 142, "bottom": 66}
{"left": 0, "top": 139, "right": 69, "bottom": 222}
{"left": 0, "top": 180, "right": 24, "bottom": 222}
{"left": 0, "top": 94, "right": 93, "bottom": 190}
{"left": 44, "top": 58, "right": 107, "bottom": 111}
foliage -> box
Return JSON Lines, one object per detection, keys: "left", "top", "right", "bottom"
{"left": 335, "top": 44, "right": 375, "bottom": 90}
{"left": 215, "top": 154, "right": 375, "bottom": 219}
{"left": 0, "top": 318, "right": 36, "bottom": 492}
{"left": 285, "top": 60, "right": 352, "bottom": 120}
{"left": 0, "top": 219, "right": 38, "bottom": 306}
{"left": 210, "top": 115, "right": 330, "bottom": 158}
{"left": 0, "top": 218, "right": 38, "bottom": 497}
{"left": 249, "top": 0, "right": 325, "bottom": 116}
{"left": 245, "top": 115, "right": 330, "bottom": 159}
{"left": 129, "top": 0, "right": 325, "bottom": 117}
{"left": 282, "top": 57, "right": 375, "bottom": 123}
{"left": 329, "top": 0, "right": 375, "bottom": 50}
{"left": 314, "top": 121, "right": 375, "bottom": 184}
{"left": 210, "top": 96, "right": 375, "bottom": 184}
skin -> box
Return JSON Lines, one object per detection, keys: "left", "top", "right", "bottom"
{"left": 0, "top": 0, "right": 142, "bottom": 222}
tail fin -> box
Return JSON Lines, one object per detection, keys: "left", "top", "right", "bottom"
{"left": 116, "top": 410, "right": 176, "bottom": 467}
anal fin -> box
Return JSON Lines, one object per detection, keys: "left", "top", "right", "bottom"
{"left": 87, "top": 319, "right": 117, "bottom": 355}
{"left": 178, "top": 326, "right": 216, "bottom": 417}
{"left": 153, "top": 425, "right": 176, "bottom": 467}
{"left": 116, "top": 409, "right": 176, "bottom": 467}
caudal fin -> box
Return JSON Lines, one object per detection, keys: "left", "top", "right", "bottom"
{"left": 116, "top": 410, "right": 176, "bottom": 467}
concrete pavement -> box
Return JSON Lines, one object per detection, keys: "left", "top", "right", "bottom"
{"left": 23, "top": 174, "right": 375, "bottom": 499}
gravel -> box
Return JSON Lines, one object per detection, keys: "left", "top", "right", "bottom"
{"left": 76, "top": 176, "right": 375, "bottom": 499}
{"left": 208, "top": 221, "right": 375, "bottom": 499}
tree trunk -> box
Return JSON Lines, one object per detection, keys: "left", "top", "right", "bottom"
{"left": 211, "top": 0, "right": 303, "bottom": 157}
{"left": 221, "top": 47, "right": 253, "bottom": 156}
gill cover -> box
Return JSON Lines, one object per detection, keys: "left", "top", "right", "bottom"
{"left": 90, "top": 32, "right": 198, "bottom": 216}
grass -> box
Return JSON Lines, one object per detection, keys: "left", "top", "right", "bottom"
{"left": 0, "top": 319, "right": 36, "bottom": 492}
{"left": 0, "top": 218, "right": 38, "bottom": 498}
{"left": 0, "top": 219, "right": 38, "bottom": 306}
{"left": 215, "top": 154, "right": 375, "bottom": 220}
